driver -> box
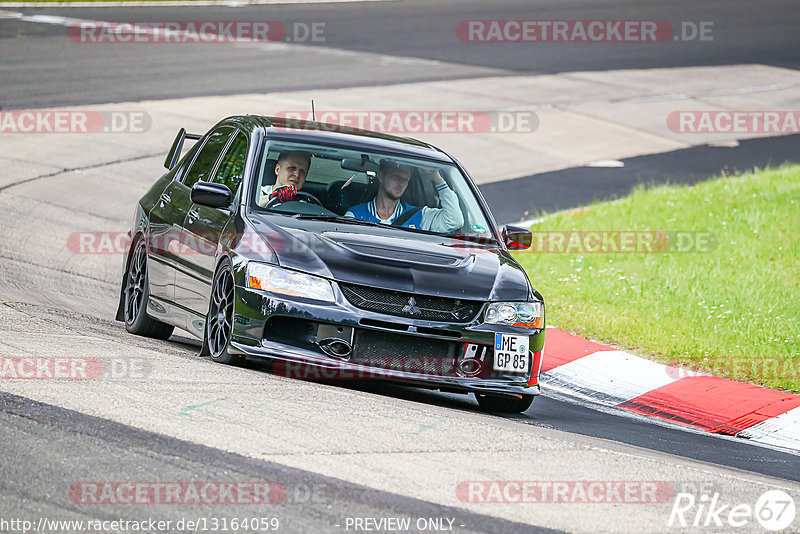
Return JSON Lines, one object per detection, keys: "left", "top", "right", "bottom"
{"left": 257, "top": 150, "right": 311, "bottom": 207}
{"left": 345, "top": 160, "right": 463, "bottom": 232}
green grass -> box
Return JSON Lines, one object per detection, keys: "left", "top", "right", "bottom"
{"left": 515, "top": 165, "right": 800, "bottom": 392}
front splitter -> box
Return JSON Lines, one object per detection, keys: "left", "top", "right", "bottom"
{"left": 229, "top": 340, "right": 540, "bottom": 398}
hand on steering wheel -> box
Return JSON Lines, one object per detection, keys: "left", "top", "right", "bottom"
{"left": 269, "top": 185, "right": 297, "bottom": 203}
{"left": 264, "top": 189, "right": 323, "bottom": 209}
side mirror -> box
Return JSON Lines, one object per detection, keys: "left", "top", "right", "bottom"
{"left": 191, "top": 182, "right": 231, "bottom": 209}
{"left": 502, "top": 225, "right": 532, "bottom": 250}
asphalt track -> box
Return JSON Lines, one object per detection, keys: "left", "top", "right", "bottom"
{"left": 1, "top": 1, "right": 800, "bottom": 533}
{"left": 1, "top": 0, "right": 800, "bottom": 108}
{"left": 0, "top": 390, "right": 555, "bottom": 534}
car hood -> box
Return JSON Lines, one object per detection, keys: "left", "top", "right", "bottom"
{"left": 248, "top": 217, "right": 531, "bottom": 302}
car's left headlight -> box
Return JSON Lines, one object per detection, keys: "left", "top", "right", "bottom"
{"left": 484, "top": 301, "right": 544, "bottom": 328}
{"left": 246, "top": 263, "right": 335, "bottom": 303}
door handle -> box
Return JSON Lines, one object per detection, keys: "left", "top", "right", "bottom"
{"left": 159, "top": 193, "right": 171, "bottom": 205}
{"left": 187, "top": 209, "right": 199, "bottom": 223}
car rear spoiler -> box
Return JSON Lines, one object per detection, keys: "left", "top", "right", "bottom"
{"left": 164, "top": 128, "right": 203, "bottom": 170}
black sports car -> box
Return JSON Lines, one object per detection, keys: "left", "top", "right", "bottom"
{"left": 116, "top": 116, "right": 545, "bottom": 413}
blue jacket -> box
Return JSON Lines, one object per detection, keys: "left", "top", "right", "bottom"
{"left": 345, "top": 183, "right": 463, "bottom": 232}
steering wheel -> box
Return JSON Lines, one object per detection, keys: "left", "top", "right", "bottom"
{"left": 264, "top": 191, "right": 323, "bottom": 209}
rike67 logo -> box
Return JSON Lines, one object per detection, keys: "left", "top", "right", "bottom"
{"left": 668, "top": 489, "right": 796, "bottom": 531}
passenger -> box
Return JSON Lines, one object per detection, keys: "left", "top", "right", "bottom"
{"left": 345, "top": 160, "right": 463, "bottom": 232}
{"left": 257, "top": 150, "right": 311, "bottom": 207}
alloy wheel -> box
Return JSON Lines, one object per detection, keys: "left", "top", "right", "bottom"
{"left": 124, "top": 240, "right": 147, "bottom": 325}
{"left": 208, "top": 265, "right": 235, "bottom": 359}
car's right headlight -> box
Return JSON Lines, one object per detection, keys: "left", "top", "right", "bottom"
{"left": 484, "top": 301, "right": 544, "bottom": 328}
{"left": 246, "top": 263, "right": 335, "bottom": 303}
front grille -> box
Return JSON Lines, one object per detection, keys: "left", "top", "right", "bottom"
{"left": 340, "top": 283, "right": 482, "bottom": 322}
{"left": 350, "top": 330, "right": 458, "bottom": 377}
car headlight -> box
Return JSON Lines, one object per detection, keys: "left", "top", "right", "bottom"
{"left": 246, "top": 263, "right": 335, "bottom": 303}
{"left": 485, "top": 301, "right": 544, "bottom": 328}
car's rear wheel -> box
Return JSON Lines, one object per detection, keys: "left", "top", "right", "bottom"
{"left": 206, "top": 259, "right": 238, "bottom": 364}
{"left": 123, "top": 238, "right": 174, "bottom": 340}
{"left": 475, "top": 393, "right": 534, "bottom": 413}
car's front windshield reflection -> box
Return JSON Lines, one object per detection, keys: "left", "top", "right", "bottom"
{"left": 250, "top": 140, "right": 494, "bottom": 240}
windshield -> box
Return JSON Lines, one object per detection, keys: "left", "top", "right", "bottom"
{"left": 249, "top": 139, "right": 495, "bottom": 240}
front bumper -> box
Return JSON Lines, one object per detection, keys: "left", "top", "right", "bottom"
{"left": 229, "top": 282, "right": 545, "bottom": 397}
{"left": 230, "top": 340, "right": 541, "bottom": 397}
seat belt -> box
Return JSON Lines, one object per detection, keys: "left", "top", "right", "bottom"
{"left": 391, "top": 206, "right": 424, "bottom": 227}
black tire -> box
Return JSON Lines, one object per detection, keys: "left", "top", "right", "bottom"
{"left": 206, "top": 259, "right": 238, "bottom": 364}
{"left": 123, "top": 238, "right": 174, "bottom": 340}
{"left": 475, "top": 393, "right": 535, "bottom": 413}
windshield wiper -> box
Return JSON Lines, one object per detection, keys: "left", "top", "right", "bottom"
{"left": 291, "top": 215, "right": 490, "bottom": 243}
{"left": 291, "top": 214, "right": 389, "bottom": 229}
{"left": 441, "top": 233, "right": 499, "bottom": 246}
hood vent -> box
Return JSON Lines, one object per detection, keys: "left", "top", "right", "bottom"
{"left": 339, "top": 242, "right": 464, "bottom": 266}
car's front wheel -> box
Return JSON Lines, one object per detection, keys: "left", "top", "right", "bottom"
{"left": 206, "top": 259, "right": 238, "bottom": 364}
{"left": 123, "top": 238, "right": 174, "bottom": 340}
{"left": 475, "top": 393, "right": 534, "bottom": 413}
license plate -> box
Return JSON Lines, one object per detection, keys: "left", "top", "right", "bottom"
{"left": 493, "top": 333, "right": 529, "bottom": 372}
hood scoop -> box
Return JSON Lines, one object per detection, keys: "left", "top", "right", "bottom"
{"left": 337, "top": 241, "right": 468, "bottom": 267}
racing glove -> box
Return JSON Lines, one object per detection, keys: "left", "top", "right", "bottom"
{"left": 269, "top": 185, "right": 297, "bottom": 203}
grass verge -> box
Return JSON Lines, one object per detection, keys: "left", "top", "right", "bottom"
{"left": 515, "top": 164, "right": 800, "bottom": 392}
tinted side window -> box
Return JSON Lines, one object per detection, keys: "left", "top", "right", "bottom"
{"left": 212, "top": 132, "right": 248, "bottom": 194}
{"left": 183, "top": 127, "right": 233, "bottom": 189}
